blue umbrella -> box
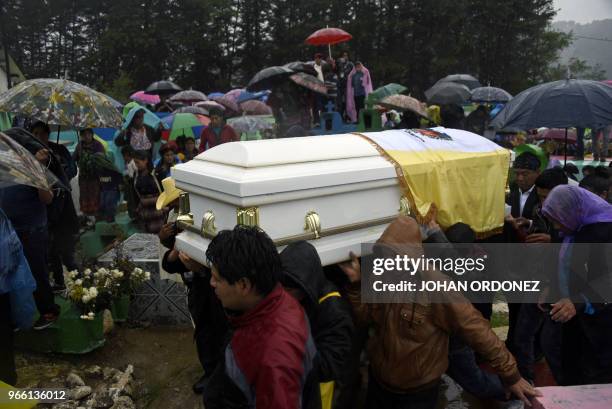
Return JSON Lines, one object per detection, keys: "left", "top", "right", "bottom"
{"left": 208, "top": 92, "right": 225, "bottom": 99}
{"left": 123, "top": 106, "right": 165, "bottom": 130}
{"left": 236, "top": 90, "right": 271, "bottom": 103}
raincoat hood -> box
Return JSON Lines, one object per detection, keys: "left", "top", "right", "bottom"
{"left": 280, "top": 241, "right": 326, "bottom": 308}
{"left": 374, "top": 216, "right": 424, "bottom": 260}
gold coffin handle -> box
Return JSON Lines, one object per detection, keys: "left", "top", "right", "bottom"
{"left": 176, "top": 192, "right": 194, "bottom": 225}
{"left": 399, "top": 196, "right": 411, "bottom": 216}
{"left": 304, "top": 211, "right": 321, "bottom": 239}
{"left": 201, "top": 210, "right": 216, "bottom": 236}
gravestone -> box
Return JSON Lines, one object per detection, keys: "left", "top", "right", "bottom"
{"left": 99, "top": 233, "right": 191, "bottom": 326}
{"left": 319, "top": 100, "right": 343, "bottom": 133}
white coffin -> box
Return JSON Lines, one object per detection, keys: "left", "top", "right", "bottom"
{"left": 172, "top": 134, "right": 402, "bottom": 266}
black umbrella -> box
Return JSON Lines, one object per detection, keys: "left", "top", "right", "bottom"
{"left": 169, "top": 90, "right": 208, "bottom": 103}
{"left": 247, "top": 66, "right": 294, "bottom": 92}
{"left": 425, "top": 82, "right": 471, "bottom": 105}
{"left": 490, "top": 79, "right": 612, "bottom": 163}
{"left": 144, "top": 80, "right": 183, "bottom": 96}
{"left": 470, "top": 86, "right": 513, "bottom": 103}
{"left": 490, "top": 79, "right": 612, "bottom": 130}
{"left": 435, "top": 74, "right": 481, "bottom": 90}
{"left": 283, "top": 61, "right": 317, "bottom": 76}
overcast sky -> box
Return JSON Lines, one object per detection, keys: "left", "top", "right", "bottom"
{"left": 553, "top": 0, "right": 612, "bottom": 22}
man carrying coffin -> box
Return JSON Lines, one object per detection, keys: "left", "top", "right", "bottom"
{"left": 202, "top": 225, "right": 320, "bottom": 409}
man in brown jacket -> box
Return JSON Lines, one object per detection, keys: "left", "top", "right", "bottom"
{"left": 339, "top": 216, "right": 539, "bottom": 409}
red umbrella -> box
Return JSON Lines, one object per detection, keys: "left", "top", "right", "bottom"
{"left": 306, "top": 27, "right": 352, "bottom": 57}
{"left": 306, "top": 27, "right": 352, "bottom": 46}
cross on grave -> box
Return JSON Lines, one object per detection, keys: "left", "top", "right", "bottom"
{"left": 325, "top": 100, "right": 336, "bottom": 113}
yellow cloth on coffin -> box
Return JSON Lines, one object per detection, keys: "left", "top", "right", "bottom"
{"left": 358, "top": 128, "right": 511, "bottom": 236}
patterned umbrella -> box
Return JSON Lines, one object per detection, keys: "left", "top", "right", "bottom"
{"left": 0, "top": 130, "right": 57, "bottom": 191}
{"left": 210, "top": 96, "right": 241, "bottom": 116}
{"left": 228, "top": 116, "right": 274, "bottom": 134}
{"left": 130, "top": 90, "right": 160, "bottom": 105}
{"left": 0, "top": 78, "right": 123, "bottom": 129}
{"left": 289, "top": 72, "right": 327, "bottom": 95}
{"left": 378, "top": 94, "right": 429, "bottom": 118}
{"left": 169, "top": 90, "right": 208, "bottom": 104}
{"left": 161, "top": 113, "right": 210, "bottom": 140}
{"left": 173, "top": 106, "right": 210, "bottom": 116}
{"left": 470, "top": 86, "right": 513, "bottom": 103}
{"left": 195, "top": 100, "right": 225, "bottom": 112}
{"left": 239, "top": 100, "right": 272, "bottom": 116}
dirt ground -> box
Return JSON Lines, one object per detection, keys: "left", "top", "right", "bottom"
{"left": 13, "top": 319, "right": 528, "bottom": 409}
{"left": 16, "top": 326, "right": 204, "bottom": 409}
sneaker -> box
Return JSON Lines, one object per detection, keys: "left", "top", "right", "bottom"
{"left": 33, "top": 313, "right": 59, "bottom": 330}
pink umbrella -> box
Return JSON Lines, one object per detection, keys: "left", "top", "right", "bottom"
{"left": 225, "top": 88, "right": 244, "bottom": 102}
{"left": 239, "top": 100, "right": 272, "bottom": 116}
{"left": 603, "top": 80, "right": 612, "bottom": 87}
{"left": 210, "top": 96, "right": 241, "bottom": 116}
{"left": 130, "top": 91, "right": 160, "bottom": 105}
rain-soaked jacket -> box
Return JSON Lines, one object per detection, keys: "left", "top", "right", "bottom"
{"left": 346, "top": 216, "right": 521, "bottom": 393}
{"left": 204, "top": 284, "right": 320, "bottom": 409}
{"left": 280, "top": 241, "right": 354, "bottom": 382}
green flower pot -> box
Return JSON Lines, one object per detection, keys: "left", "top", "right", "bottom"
{"left": 16, "top": 296, "right": 105, "bottom": 354}
{"left": 110, "top": 295, "right": 131, "bottom": 323}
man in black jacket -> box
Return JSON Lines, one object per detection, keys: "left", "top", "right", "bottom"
{"left": 508, "top": 152, "right": 541, "bottom": 221}
{"left": 31, "top": 121, "right": 80, "bottom": 291}
{"left": 280, "top": 241, "right": 354, "bottom": 404}
{"left": 504, "top": 151, "right": 542, "bottom": 354}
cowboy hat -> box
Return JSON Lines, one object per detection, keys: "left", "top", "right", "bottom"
{"left": 156, "top": 177, "right": 183, "bottom": 210}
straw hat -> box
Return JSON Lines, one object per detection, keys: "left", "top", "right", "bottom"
{"left": 156, "top": 177, "right": 183, "bottom": 210}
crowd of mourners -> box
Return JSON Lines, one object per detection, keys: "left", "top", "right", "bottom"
{"left": 0, "top": 50, "right": 612, "bottom": 409}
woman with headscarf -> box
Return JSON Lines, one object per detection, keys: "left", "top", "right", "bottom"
{"left": 345, "top": 62, "right": 373, "bottom": 123}
{"left": 541, "top": 185, "right": 612, "bottom": 385}
{"left": 115, "top": 108, "right": 162, "bottom": 159}
{"left": 154, "top": 143, "right": 181, "bottom": 186}
{"left": 132, "top": 150, "right": 165, "bottom": 233}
